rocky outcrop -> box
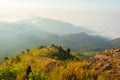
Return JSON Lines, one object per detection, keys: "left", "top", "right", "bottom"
{"left": 85, "top": 48, "right": 120, "bottom": 80}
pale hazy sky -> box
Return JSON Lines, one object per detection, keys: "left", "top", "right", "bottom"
{"left": 0, "top": 0, "right": 120, "bottom": 38}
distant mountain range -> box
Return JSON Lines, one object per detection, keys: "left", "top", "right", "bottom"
{"left": 0, "top": 17, "right": 119, "bottom": 57}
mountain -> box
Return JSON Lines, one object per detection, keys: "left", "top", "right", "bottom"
{"left": 84, "top": 48, "right": 120, "bottom": 80}
{"left": 112, "top": 38, "right": 120, "bottom": 48}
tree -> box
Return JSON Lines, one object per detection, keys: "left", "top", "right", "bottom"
{"left": 26, "top": 49, "right": 30, "bottom": 53}
{"left": 26, "top": 66, "right": 32, "bottom": 78}
{"left": 67, "top": 48, "right": 71, "bottom": 54}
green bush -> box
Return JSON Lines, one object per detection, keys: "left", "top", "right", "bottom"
{"left": 29, "top": 69, "right": 48, "bottom": 80}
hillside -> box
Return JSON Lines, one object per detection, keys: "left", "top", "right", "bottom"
{"left": 0, "top": 45, "right": 109, "bottom": 80}
{"left": 1, "top": 45, "right": 120, "bottom": 80}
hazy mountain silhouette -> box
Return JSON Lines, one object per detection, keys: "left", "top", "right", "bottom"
{"left": 13, "top": 17, "right": 95, "bottom": 35}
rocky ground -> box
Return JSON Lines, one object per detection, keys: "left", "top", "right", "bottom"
{"left": 84, "top": 48, "right": 120, "bottom": 80}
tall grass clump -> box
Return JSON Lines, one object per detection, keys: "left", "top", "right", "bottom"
{"left": 49, "top": 61, "right": 106, "bottom": 80}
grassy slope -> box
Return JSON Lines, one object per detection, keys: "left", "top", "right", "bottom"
{"left": 0, "top": 45, "right": 107, "bottom": 80}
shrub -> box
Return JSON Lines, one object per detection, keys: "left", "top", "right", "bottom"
{"left": 29, "top": 69, "right": 48, "bottom": 80}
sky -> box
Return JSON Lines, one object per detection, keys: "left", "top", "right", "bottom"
{"left": 0, "top": 0, "right": 120, "bottom": 38}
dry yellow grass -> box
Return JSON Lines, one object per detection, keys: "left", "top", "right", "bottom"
{"left": 0, "top": 46, "right": 108, "bottom": 80}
